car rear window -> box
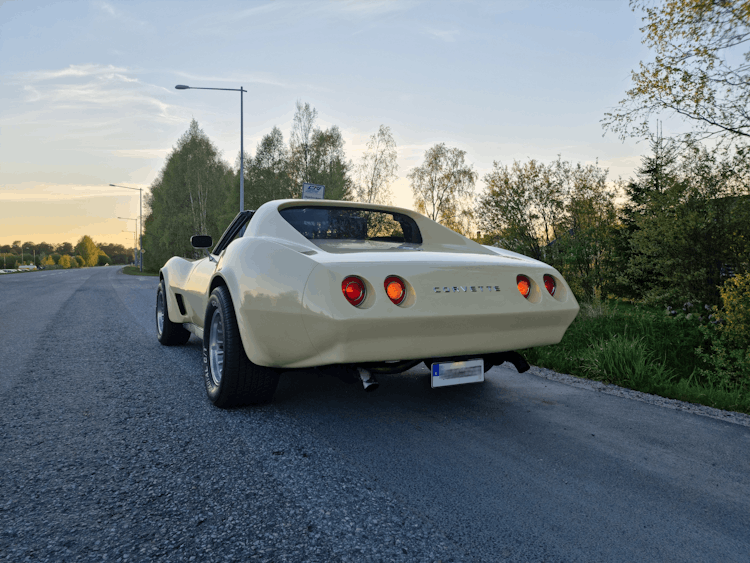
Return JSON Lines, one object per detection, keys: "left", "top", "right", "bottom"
{"left": 280, "top": 206, "right": 422, "bottom": 244}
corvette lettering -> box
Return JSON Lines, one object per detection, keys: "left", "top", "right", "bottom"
{"left": 433, "top": 286, "right": 501, "bottom": 293}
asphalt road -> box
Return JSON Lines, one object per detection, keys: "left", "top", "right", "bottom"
{"left": 1, "top": 266, "right": 749, "bottom": 562}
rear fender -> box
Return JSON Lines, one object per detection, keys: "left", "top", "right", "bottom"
{"left": 215, "top": 239, "right": 319, "bottom": 367}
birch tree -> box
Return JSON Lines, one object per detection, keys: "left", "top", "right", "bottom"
{"left": 408, "top": 143, "right": 476, "bottom": 231}
{"left": 356, "top": 125, "right": 398, "bottom": 205}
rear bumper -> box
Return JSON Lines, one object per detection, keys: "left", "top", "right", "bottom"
{"left": 290, "top": 306, "right": 577, "bottom": 368}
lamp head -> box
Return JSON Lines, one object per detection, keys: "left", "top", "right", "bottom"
{"left": 175, "top": 85, "right": 190, "bottom": 90}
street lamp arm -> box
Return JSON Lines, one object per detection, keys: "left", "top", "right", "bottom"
{"left": 110, "top": 183, "right": 141, "bottom": 192}
{"left": 175, "top": 85, "right": 246, "bottom": 92}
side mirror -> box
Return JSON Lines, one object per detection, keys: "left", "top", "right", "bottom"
{"left": 191, "top": 235, "right": 213, "bottom": 250}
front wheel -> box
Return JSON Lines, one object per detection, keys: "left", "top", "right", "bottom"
{"left": 202, "top": 286, "right": 279, "bottom": 408}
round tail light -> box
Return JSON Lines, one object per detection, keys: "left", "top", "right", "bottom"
{"left": 342, "top": 276, "right": 366, "bottom": 306}
{"left": 384, "top": 276, "right": 406, "bottom": 305}
{"left": 517, "top": 275, "right": 531, "bottom": 299}
{"left": 543, "top": 274, "right": 556, "bottom": 296}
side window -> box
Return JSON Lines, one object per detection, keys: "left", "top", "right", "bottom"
{"left": 226, "top": 219, "right": 250, "bottom": 248}
{"left": 214, "top": 211, "right": 254, "bottom": 254}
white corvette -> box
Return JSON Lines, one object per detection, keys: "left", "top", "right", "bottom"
{"left": 157, "top": 199, "right": 579, "bottom": 407}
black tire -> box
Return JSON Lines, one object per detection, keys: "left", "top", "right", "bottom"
{"left": 156, "top": 280, "right": 191, "bottom": 346}
{"left": 202, "top": 286, "right": 280, "bottom": 408}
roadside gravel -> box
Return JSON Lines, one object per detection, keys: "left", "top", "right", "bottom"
{"left": 528, "top": 366, "right": 750, "bottom": 428}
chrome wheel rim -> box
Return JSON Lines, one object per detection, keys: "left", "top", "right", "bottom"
{"left": 156, "top": 290, "right": 165, "bottom": 335}
{"left": 209, "top": 309, "right": 224, "bottom": 386}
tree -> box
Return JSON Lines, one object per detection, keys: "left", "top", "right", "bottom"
{"left": 144, "top": 119, "right": 235, "bottom": 270}
{"left": 409, "top": 143, "right": 477, "bottom": 231}
{"left": 244, "top": 126, "right": 295, "bottom": 209}
{"left": 551, "top": 160, "right": 618, "bottom": 299}
{"left": 56, "top": 242, "right": 73, "bottom": 255}
{"left": 476, "top": 159, "right": 565, "bottom": 260}
{"left": 476, "top": 157, "right": 617, "bottom": 299}
{"left": 603, "top": 0, "right": 750, "bottom": 144}
{"left": 75, "top": 235, "right": 100, "bottom": 267}
{"left": 355, "top": 125, "right": 398, "bottom": 205}
{"left": 306, "top": 126, "right": 354, "bottom": 201}
{"left": 58, "top": 255, "right": 71, "bottom": 269}
{"left": 624, "top": 140, "right": 750, "bottom": 305}
{"left": 289, "top": 100, "right": 319, "bottom": 186}
{"left": 98, "top": 243, "right": 132, "bottom": 265}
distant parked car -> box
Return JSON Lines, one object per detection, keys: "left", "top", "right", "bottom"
{"left": 156, "top": 199, "right": 579, "bottom": 408}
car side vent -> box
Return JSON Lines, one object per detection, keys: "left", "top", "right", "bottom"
{"left": 175, "top": 293, "right": 187, "bottom": 315}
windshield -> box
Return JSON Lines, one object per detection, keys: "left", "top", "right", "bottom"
{"left": 280, "top": 206, "right": 422, "bottom": 244}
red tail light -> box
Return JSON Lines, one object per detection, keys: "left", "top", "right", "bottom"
{"left": 384, "top": 276, "right": 406, "bottom": 305}
{"left": 342, "top": 276, "right": 366, "bottom": 306}
{"left": 517, "top": 275, "right": 531, "bottom": 299}
{"left": 544, "top": 274, "right": 556, "bottom": 296}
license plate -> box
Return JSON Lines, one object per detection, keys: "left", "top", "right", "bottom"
{"left": 431, "top": 359, "right": 484, "bottom": 388}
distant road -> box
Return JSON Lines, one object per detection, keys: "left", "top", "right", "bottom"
{"left": 1, "top": 266, "right": 749, "bottom": 562}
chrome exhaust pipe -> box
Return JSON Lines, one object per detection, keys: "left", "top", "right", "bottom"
{"left": 358, "top": 368, "right": 379, "bottom": 392}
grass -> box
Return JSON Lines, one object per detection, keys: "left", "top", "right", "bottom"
{"left": 122, "top": 265, "right": 159, "bottom": 277}
{"left": 524, "top": 300, "right": 750, "bottom": 415}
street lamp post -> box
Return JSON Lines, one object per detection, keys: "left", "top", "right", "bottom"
{"left": 110, "top": 184, "right": 143, "bottom": 272}
{"left": 118, "top": 217, "right": 139, "bottom": 265}
{"left": 175, "top": 84, "right": 246, "bottom": 212}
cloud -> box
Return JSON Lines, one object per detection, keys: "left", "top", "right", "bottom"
{"left": 93, "top": 1, "right": 147, "bottom": 28}
{"left": 326, "top": 0, "right": 413, "bottom": 17}
{"left": 21, "top": 63, "right": 130, "bottom": 82}
{"left": 8, "top": 64, "right": 182, "bottom": 124}
{"left": 422, "top": 26, "right": 459, "bottom": 42}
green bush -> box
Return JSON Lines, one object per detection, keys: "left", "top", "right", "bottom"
{"left": 696, "top": 274, "right": 750, "bottom": 391}
{"left": 717, "top": 274, "right": 750, "bottom": 349}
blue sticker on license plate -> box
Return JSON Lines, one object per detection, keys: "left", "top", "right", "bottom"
{"left": 431, "top": 359, "right": 484, "bottom": 388}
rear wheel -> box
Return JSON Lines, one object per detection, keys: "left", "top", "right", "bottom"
{"left": 202, "top": 286, "right": 279, "bottom": 408}
{"left": 156, "top": 280, "right": 190, "bottom": 346}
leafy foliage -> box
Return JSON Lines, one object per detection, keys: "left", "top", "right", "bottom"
{"left": 603, "top": 0, "right": 750, "bottom": 144}
{"left": 409, "top": 143, "right": 477, "bottom": 234}
{"left": 618, "top": 138, "right": 750, "bottom": 306}
{"left": 143, "top": 120, "right": 236, "bottom": 270}
{"left": 75, "top": 235, "right": 101, "bottom": 268}
{"left": 476, "top": 157, "right": 617, "bottom": 300}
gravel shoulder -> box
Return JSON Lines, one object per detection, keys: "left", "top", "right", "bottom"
{"left": 527, "top": 365, "right": 750, "bottom": 428}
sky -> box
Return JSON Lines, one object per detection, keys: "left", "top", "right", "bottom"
{"left": 0, "top": 0, "right": 659, "bottom": 247}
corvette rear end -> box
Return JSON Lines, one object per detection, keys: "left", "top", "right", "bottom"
{"left": 158, "top": 199, "right": 579, "bottom": 407}
{"left": 296, "top": 249, "right": 578, "bottom": 368}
